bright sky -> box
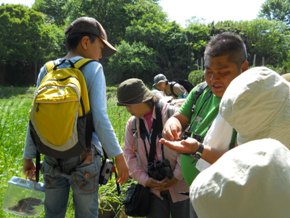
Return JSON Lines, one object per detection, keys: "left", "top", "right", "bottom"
{"left": 0, "top": 0, "right": 265, "bottom": 27}
{"left": 0, "top": 0, "right": 34, "bottom": 6}
{"left": 160, "top": 0, "right": 265, "bottom": 26}
{"left": 0, "top": 0, "right": 33, "bottom": 6}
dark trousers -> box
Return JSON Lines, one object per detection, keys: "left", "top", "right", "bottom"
{"left": 146, "top": 191, "right": 192, "bottom": 218}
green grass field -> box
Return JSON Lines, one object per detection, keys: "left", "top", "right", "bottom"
{"left": 0, "top": 86, "right": 131, "bottom": 218}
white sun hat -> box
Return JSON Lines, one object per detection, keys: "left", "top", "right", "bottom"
{"left": 190, "top": 138, "right": 290, "bottom": 218}
{"left": 220, "top": 66, "right": 290, "bottom": 148}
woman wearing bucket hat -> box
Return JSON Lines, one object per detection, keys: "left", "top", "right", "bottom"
{"left": 117, "top": 78, "right": 191, "bottom": 218}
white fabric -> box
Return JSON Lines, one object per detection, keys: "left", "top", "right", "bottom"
{"left": 203, "top": 113, "right": 233, "bottom": 151}
{"left": 190, "top": 138, "right": 290, "bottom": 218}
{"left": 220, "top": 66, "right": 290, "bottom": 148}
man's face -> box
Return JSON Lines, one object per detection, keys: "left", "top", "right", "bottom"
{"left": 204, "top": 55, "right": 245, "bottom": 97}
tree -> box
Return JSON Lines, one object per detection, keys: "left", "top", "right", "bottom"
{"left": 185, "top": 23, "right": 211, "bottom": 70}
{"left": 212, "top": 19, "right": 290, "bottom": 68}
{"left": 106, "top": 41, "right": 158, "bottom": 84}
{"left": 0, "top": 4, "right": 63, "bottom": 85}
{"left": 64, "top": 0, "right": 134, "bottom": 45}
{"left": 259, "top": 0, "right": 290, "bottom": 28}
{"left": 0, "top": 4, "right": 63, "bottom": 62}
{"left": 124, "top": 0, "right": 196, "bottom": 80}
{"left": 33, "top": 0, "right": 67, "bottom": 26}
{"left": 0, "top": 4, "right": 44, "bottom": 61}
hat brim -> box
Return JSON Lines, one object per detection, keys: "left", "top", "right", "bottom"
{"left": 117, "top": 94, "right": 153, "bottom": 106}
{"left": 153, "top": 80, "right": 166, "bottom": 87}
{"left": 100, "top": 38, "right": 117, "bottom": 57}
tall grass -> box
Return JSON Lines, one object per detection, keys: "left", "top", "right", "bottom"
{"left": 0, "top": 86, "right": 131, "bottom": 218}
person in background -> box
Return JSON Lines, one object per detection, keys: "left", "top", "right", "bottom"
{"left": 190, "top": 138, "right": 290, "bottom": 218}
{"left": 22, "top": 17, "right": 128, "bottom": 218}
{"left": 117, "top": 78, "right": 191, "bottom": 218}
{"left": 161, "top": 32, "right": 249, "bottom": 187}
{"left": 153, "top": 73, "right": 188, "bottom": 98}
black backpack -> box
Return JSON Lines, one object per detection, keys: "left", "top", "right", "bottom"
{"left": 170, "top": 79, "right": 194, "bottom": 97}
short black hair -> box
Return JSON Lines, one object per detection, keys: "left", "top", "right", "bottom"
{"left": 65, "top": 33, "right": 98, "bottom": 51}
{"left": 204, "top": 32, "right": 247, "bottom": 66}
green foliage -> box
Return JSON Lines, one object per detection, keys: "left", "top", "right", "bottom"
{"left": 259, "top": 0, "right": 290, "bottom": 27}
{"left": 184, "top": 23, "right": 211, "bottom": 67}
{"left": 124, "top": 1, "right": 195, "bottom": 81}
{"left": 38, "top": 22, "right": 65, "bottom": 60}
{"left": 0, "top": 87, "right": 33, "bottom": 218}
{"left": 188, "top": 70, "right": 204, "bottom": 86}
{"left": 0, "top": 4, "right": 43, "bottom": 61}
{"left": 33, "top": 0, "right": 67, "bottom": 26}
{"left": 125, "top": 0, "right": 167, "bottom": 25}
{"left": 107, "top": 41, "right": 158, "bottom": 84}
{"left": 0, "top": 4, "right": 63, "bottom": 62}
{"left": 211, "top": 19, "right": 290, "bottom": 67}
{"left": 241, "top": 19, "right": 289, "bottom": 66}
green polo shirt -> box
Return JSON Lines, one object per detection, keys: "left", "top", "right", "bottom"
{"left": 179, "top": 83, "right": 220, "bottom": 185}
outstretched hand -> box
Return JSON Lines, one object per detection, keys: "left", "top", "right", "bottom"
{"left": 159, "top": 137, "right": 199, "bottom": 154}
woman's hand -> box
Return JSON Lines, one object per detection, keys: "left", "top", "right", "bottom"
{"left": 145, "top": 177, "right": 163, "bottom": 189}
{"left": 115, "top": 154, "right": 129, "bottom": 184}
{"left": 157, "top": 177, "right": 178, "bottom": 191}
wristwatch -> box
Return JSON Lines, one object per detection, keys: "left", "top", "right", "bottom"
{"left": 192, "top": 143, "right": 204, "bottom": 159}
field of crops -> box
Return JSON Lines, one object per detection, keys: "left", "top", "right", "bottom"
{"left": 0, "top": 86, "right": 131, "bottom": 218}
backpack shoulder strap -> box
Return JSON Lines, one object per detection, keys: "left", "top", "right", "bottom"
{"left": 131, "top": 117, "right": 138, "bottom": 152}
{"left": 191, "top": 81, "right": 210, "bottom": 113}
{"left": 169, "top": 82, "right": 178, "bottom": 97}
{"left": 183, "top": 82, "right": 210, "bottom": 139}
{"left": 194, "top": 82, "right": 208, "bottom": 102}
{"left": 158, "top": 99, "right": 175, "bottom": 119}
{"left": 44, "top": 61, "right": 55, "bottom": 72}
{"left": 74, "top": 58, "right": 95, "bottom": 69}
{"left": 131, "top": 117, "right": 145, "bottom": 166}
{"left": 44, "top": 58, "right": 95, "bottom": 72}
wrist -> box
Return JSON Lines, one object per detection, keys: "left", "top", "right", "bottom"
{"left": 191, "top": 142, "right": 204, "bottom": 159}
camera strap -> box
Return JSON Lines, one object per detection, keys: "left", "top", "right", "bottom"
{"left": 139, "top": 102, "right": 164, "bottom": 163}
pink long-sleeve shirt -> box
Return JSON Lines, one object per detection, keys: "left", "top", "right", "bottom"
{"left": 123, "top": 102, "right": 189, "bottom": 203}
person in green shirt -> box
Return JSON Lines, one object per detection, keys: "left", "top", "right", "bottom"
{"left": 161, "top": 32, "right": 249, "bottom": 187}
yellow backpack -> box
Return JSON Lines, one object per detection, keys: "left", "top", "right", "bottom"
{"left": 29, "top": 58, "right": 94, "bottom": 159}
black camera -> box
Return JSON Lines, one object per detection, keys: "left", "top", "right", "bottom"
{"left": 147, "top": 159, "right": 173, "bottom": 181}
